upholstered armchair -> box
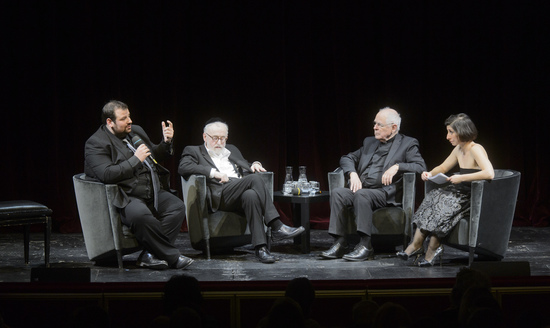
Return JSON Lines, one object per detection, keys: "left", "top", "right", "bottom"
{"left": 327, "top": 168, "right": 416, "bottom": 248}
{"left": 181, "top": 172, "right": 273, "bottom": 259}
{"left": 426, "top": 169, "right": 521, "bottom": 266}
{"left": 73, "top": 173, "right": 141, "bottom": 269}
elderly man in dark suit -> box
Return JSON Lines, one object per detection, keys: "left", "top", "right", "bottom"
{"left": 178, "top": 118, "right": 305, "bottom": 263}
{"left": 321, "top": 107, "right": 427, "bottom": 261}
{"left": 85, "top": 100, "right": 193, "bottom": 270}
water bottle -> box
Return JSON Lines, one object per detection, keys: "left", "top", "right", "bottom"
{"left": 298, "top": 166, "right": 307, "bottom": 183}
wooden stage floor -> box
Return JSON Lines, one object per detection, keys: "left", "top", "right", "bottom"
{"left": 1, "top": 227, "right": 549, "bottom": 283}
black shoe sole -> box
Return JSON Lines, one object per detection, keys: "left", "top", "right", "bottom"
{"left": 257, "top": 257, "right": 276, "bottom": 264}
{"left": 271, "top": 227, "right": 305, "bottom": 242}
{"left": 319, "top": 253, "right": 343, "bottom": 259}
{"left": 137, "top": 261, "right": 169, "bottom": 270}
{"left": 342, "top": 256, "right": 373, "bottom": 262}
{"left": 175, "top": 258, "right": 194, "bottom": 270}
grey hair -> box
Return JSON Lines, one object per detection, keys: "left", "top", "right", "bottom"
{"left": 379, "top": 107, "right": 401, "bottom": 131}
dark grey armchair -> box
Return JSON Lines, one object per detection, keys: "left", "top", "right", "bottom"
{"left": 181, "top": 172, "right": 273, "bottom": 259}
{"left": 327, "top": 168, "right": 416, "bottom": 248}
{"left": 73, "top": 173, "right": 141, "bottom": 269}
{"left": 426, "top": 169, "right": 521, "bottom": 266}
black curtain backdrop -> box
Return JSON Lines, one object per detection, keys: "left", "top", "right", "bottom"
{"left": 2, "top": 1, "right": 548, "bottom": 233}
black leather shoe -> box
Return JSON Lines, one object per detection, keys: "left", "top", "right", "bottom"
{"left": 320, "top": 242, "right": 348, "bottom": 259}
{"left": 342, "top": 245, "right": 374, "bottom": 262}
{"left": 173, "top": 255, "right": 194, "bottom": 269}
{"left": 255, "top": 246, "right": 276, "bottom": 263}
{"left": 272, "top": 224, "right": 305, "bottom": 242}
{"left": 137, "top": 250, "right": 169, "bottom": 270}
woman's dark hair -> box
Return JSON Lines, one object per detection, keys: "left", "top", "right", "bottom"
{"left": 445, "top": 113, "right": 478, "bottom": 142}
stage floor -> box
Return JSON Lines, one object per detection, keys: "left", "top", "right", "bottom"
{"left": 1, "top": 227, "right": 549, "bottom": 283}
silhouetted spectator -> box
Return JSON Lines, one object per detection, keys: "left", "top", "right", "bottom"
{"left": 257, "top": 297, "right": 305, "bottom": 328}
{"left": 285, "top": 277, "right": 320, "bottom": 328}
{"left": 161, "top": 274, "right": 218, "bottom": 328}
{"left": 372, "top": 302, "right": 411, "bottom": 328}
{"left": 434, "top": 267, "right": 491, "bottom": 328}
{"left": 170, "top": 306, "right": 202, "bottom": 328}
{"left": 458, "top": 286, "right": 502, "bottom": 327}
{"left": 350, "top": 300, "right": 379, "bottom": 328}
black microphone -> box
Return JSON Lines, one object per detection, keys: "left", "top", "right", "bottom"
{"left": 131, "top": 135, "right": 157, "bottom": 164}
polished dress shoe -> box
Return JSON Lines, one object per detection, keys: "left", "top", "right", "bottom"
{"left": 137, "top": 250, "right": 169, "bottom": 270}
{"left": 272, "top": 224, "right": 305, "bottom": 242}
{"left": 255, "top": 246, "right": 276, "bottom": 263}
{"left": 342, "top": 245, "right": 374, "bottom": 262}
{"left": 173, "top": 255, "right": 194, "bottom": 269}
{"left": 320, "top": 242, "right": 348, "bottom": 259}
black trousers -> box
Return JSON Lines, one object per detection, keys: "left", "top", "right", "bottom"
{"left": 328, "top": 187, "right": 387, "bottom": 238}
{"left": 217, "top": 174, "right": 278, "bottom": 247}
{"left": 121, "top": 189, "right": 185, "bottom": 266}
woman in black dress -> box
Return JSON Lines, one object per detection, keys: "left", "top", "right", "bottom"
{"left": 397, "top": 113, "right": 494, "bottom": 267}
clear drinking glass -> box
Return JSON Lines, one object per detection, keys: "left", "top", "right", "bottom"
{"left": 300, "top": 181, "right": 311, "bottom": 195}
{"left": 283, "top": 182, "right": 293, "bottom": 195}
{"left": 310, "top": 181, "right": 320, "bottom": 195}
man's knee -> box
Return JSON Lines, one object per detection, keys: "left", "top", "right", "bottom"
{"left": 353, "top": 188, "right": 385, "bottom": 207}
{"left": 247, "top": 174, "right": 267, "bottom": 189}
{"left": 241, "top": 189, "right": 260, "bottom": 204}
{"left": 161, "top": 191, "right": 186, "bottom": 213}
{"left": 331, "top": 187, "right": 352, "bottom": 204}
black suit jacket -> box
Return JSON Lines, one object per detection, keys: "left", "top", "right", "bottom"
{"left": 178, "top": 144, "right": 253, "bottom": 211}
{"left": 340, "top": 133, "right": 427, "bottom": 205}
{"left": 84, "top": 124, "right": 173, "bottom": 208}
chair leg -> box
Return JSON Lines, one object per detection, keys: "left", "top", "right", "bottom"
{"left": 24, "top": 224, "right": 30, "bottom": 265}
{"left": 202, "top": 217, "right": 211, "bottom": 260}
{"left": 205, "top": 237, "right": 212, "bottom": 260}
{"left": 44, "top": 217, "right": 51, "bottom": 268}
{"left": 116, "top": 250, "right": 124, "bottom": 270}
{"left": 468, "top": 246, "right": 475, "bottom": 267}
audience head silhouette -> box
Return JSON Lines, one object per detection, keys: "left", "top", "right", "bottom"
{"left": 163, "top": 274, "right": 203, "bottom": 315}
{"left": 285, "top": 277, "right": 316, "bottom": 317}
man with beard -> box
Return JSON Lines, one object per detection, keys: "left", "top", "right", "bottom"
{"left": 85, "top": 100, "right": 193, "bottom": 270}
{"left": 178, "top": 118, "right": 305, "bottom": 263}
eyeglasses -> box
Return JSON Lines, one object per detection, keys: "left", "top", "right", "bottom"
{"left": 373, "top": 121, "right": 394, "bottom": 128}
{"left": 205, "top": 133, "right": 228, "bottom": 142}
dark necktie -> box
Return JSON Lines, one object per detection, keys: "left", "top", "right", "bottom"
{"left": 124, "top": 139, "right": 160, "bottom": 210}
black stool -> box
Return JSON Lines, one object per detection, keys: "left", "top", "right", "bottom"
{"left": 0, "top": 200, "right": 52, "bottom": 267}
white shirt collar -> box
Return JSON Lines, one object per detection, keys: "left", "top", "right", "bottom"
{"left": 205, "top": 143, "right": 231, "bottom": 159}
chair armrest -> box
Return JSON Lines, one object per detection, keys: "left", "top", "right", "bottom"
{"left": 328, "top": 167, "right": 345, "bottom": 193}
{"left": 257, "top": 172, "right": 274, "bottom": 201}
{"left": 181, "top": 172, "right": 274, "bottom": 210}
{"left": 468, "top": 180, "right": 485, "bottom": 248}
{"left": 181, "top": 175, "right": 208, "bottom": 213}
{"left": 401, "top": 172, "right": 416, "bottom": 237}
{"left": 103, "top": 182, "right": 127, "bottom": 249}
{"left": 424, "top": 174, "right": 485, "bottom": 248}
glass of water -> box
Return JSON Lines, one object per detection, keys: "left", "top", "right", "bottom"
{"left": 309, "top": 181, "right": 320, "bottom": 196}
{"left": 299, "top": 181, "right": 311, "bottom": 195}
{"left": 283, "top": 182, "right": 293, "bottom": 195}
